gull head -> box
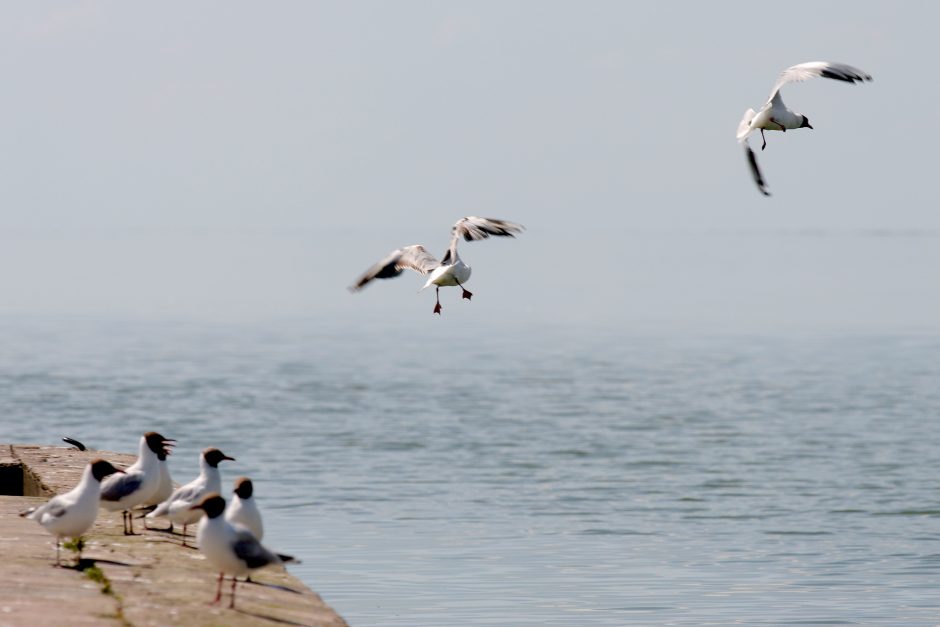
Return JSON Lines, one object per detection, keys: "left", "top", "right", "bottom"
{"left": 800, "top": 115, "right": 813, "bottom": 130}
{"left": 90, "top": 459, "right": 125, "bottom": 481}
{"left": 190, "top": 493, "right": 226, "bottom": 518}
{"left": 203, "top": 447, "right": 236, "bottom": 468}
{"left": 234, "top": 477, "right": 254, "bottom": 499}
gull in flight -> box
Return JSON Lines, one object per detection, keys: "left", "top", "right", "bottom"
{"left": 20, "top": 458, "right": 124, "bottom": 565}
{"left": 350, "top": 216, "right": 524, "bottom": 315}
{"left": 736, "top": 61, "right": 872, "bottom": 196}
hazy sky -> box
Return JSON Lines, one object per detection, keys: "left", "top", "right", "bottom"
{"left": 1, "top": 1, "right": 937, "bottom": 333}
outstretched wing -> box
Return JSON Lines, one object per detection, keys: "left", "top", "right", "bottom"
{"left": 444, "top": 217, "right": 524, "bottom": 264}
{"left": 744, "top": 144, "right": 770, "bottom": 197}
{"left": 768, "top": 61, "right": 872, "bottom": 102}
{"left": 349, "top": 245, "right": 440, "bottom": 292}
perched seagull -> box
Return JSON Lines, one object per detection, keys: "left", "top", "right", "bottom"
{"left": 736, "top": 61, "right": 872, "bottom": 196}
{"left": 191, "top": 494, "right": 297, "bottom": 609}
{"left": 20, "top": 458, "right": 124, "bottom": 565}
{"left": 140, "top": 448, "right": 175, "bottom": 532}
{"left": 100, "top": 431, "right": 175, "bottom": 535}
{"left": 350, "top": 216, "right": 524, "bottom": 315}
{"left": 225, "top": 477, "right": 263, "bottom": 541}
{"left": 146, "top": 447, "right": 235, "bottom": 546}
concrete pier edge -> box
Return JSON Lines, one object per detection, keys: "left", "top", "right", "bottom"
{"left": 1, "top": 444, "right": 347, "bottom": 627}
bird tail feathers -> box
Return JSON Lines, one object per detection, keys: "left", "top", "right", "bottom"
{"left": 736, "top": 108, "right": 757, "bottom": 141}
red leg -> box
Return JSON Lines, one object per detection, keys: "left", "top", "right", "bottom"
{"left": 433, "top": 287, "right": 442, "bottom": 315}
{"left": 457, "top": 282, "right": 472, "bottom": 301}
{"left": 760, "top": 128, "right": 767, "bottom": 151}
{"left": 211, "top": 572, "right": 223, "bottom": 605}
{"left": 229, "top": 576, "right": 238, "bottom": 609}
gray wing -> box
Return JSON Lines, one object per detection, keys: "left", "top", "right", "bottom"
{"left": 167, "top": 483, "right": 202, "bottom": 505}
{"left": 232, "top": 527, "right": 281, "bottom": 569}
{"left": 100, "top": 472, "right": 143, "bottom": 502}
{"left": 349, "top": 245, "right": 440, "bottom": 292}
{"left": 744, "top": 144, "right": 770, "bottom": 197}
{"left": 23, "top": 497, "right": 67, "bottom": 521}
{"left": 444, "top": 217, "right": 524, "bottom": 264}
{"left": 768, "top": 61, "right": 872, "bottom": 101}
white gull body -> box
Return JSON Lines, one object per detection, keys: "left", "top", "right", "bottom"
{"left": 100, "top": 432, "right": 173, "bottom": 534}
{"left": 21, "top": 459, "right": 123, "bottom": 564}
{"left": 225, "top": 477, "right": 263, "bottom": 540}
{"left": 736, "top": 61, "right": 872, "bottom": 196}
{"left": 146, "top": 447, "right": 234, "bottom": 543}
{"left": 193, "top": 494, "right": 295, "bottom": 608}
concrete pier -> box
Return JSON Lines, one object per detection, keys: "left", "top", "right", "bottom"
{"left": 0, "top": 444, "right": 347, "bottom": 626}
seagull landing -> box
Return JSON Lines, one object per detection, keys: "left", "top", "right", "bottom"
{"left": 350, "top": 216, "right": 524, "bottom": 315}
{"left": 736, "top": 61, "right": 872, "bottom": 196}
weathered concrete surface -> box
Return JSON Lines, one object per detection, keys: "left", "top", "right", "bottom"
{"left": 1, "top": 445, "right": 347, "bottom": 627}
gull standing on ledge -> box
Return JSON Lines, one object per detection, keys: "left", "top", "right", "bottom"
{"left": 736, "top": 61, "right": 872, "bottom": 196}
{"left": 146, "top": 447, "right": 235, "bottom": 546}
{"left": 100, "top": 432, "right": 175, "bottom": 535}
{"left": 20, "top": 459, "right": 124, "bottom": 565}
{"left": 191, "top": 494, "right": 298, "bottom": 609}
{"left": 350, "top": 216, "right": 524, "bottom": 315}
{"left": 225, "top": 477, "right": 263, "bottom": 541}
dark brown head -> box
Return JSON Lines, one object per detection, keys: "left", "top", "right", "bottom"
{"left": 800, "top": 115, "right": 813, "bottom": 129}
{"left": 233, "top": 477, "right": 254, "bottom": 499}
{"left": 190, "top": 493, "right": 226, "bottom": 518}
{"left": 203, "top": 447, "right": 235, "bottom": 468}
{"left": 90, "top": 459, "right": 125, "bottom": 482}
{"left": 144, "top": 432, "right": 175, "bottom": 456}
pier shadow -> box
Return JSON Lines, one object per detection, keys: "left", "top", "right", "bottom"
{"left": 63, "top": 557, "right": 136, "bottom": 570}
{"left": 233, "top": 608, "right": 313, "bottom": 626}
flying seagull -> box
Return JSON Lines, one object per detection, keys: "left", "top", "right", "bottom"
{"left": 736, "top": 61, "right": 872, "bottom": 196}
{"left": 350, "top": 216, "right": 524, "bottom": 314}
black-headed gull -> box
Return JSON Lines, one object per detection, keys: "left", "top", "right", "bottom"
{"left": 141, "top": 447, "right": 175, "bottom": 532}
{"left": 191, "top": 494, "right": 298, "bottom": 609}
{"left": 20, "top": 458, "right": 124, "bottom": 565}
{"left": 736, "top": 61, "right": 872, "bottom": 196}
{"left": 350, "top": 216, "right": 524, "bottom": 314}
{"left": 100, "top": 431, "right": 175, "bottom": 535}
{"left": 225, "top": 477, "right": 263, "bottom": 541}
{"left": 146, "top": 447, "right": 235, "bottom": 546}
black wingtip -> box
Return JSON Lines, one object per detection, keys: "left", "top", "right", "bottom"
{"left": 63, "top": 437, "right": 87, "bottom": 451}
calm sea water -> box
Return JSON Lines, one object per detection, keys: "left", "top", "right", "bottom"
{"left": 2, "top": 318, "right": 940, "bottom": 626}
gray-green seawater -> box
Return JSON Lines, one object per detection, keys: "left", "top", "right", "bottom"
{"left": 2, "top": 318, "right": 939, "bottom": 626}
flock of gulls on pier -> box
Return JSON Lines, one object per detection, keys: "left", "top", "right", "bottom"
{"left": 20, "top": 432, "right": 290, "bottom": 609}
{"left": 17, "top": 59, "right": 873, "bottom": 612}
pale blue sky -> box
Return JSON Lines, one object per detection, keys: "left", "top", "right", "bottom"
{"left": 0, "top": 2, "right": 937, "bottom": 332}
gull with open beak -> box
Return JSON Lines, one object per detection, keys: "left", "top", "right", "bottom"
{"left": 100, "top": 432, "right": 175, "bottom": 535}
